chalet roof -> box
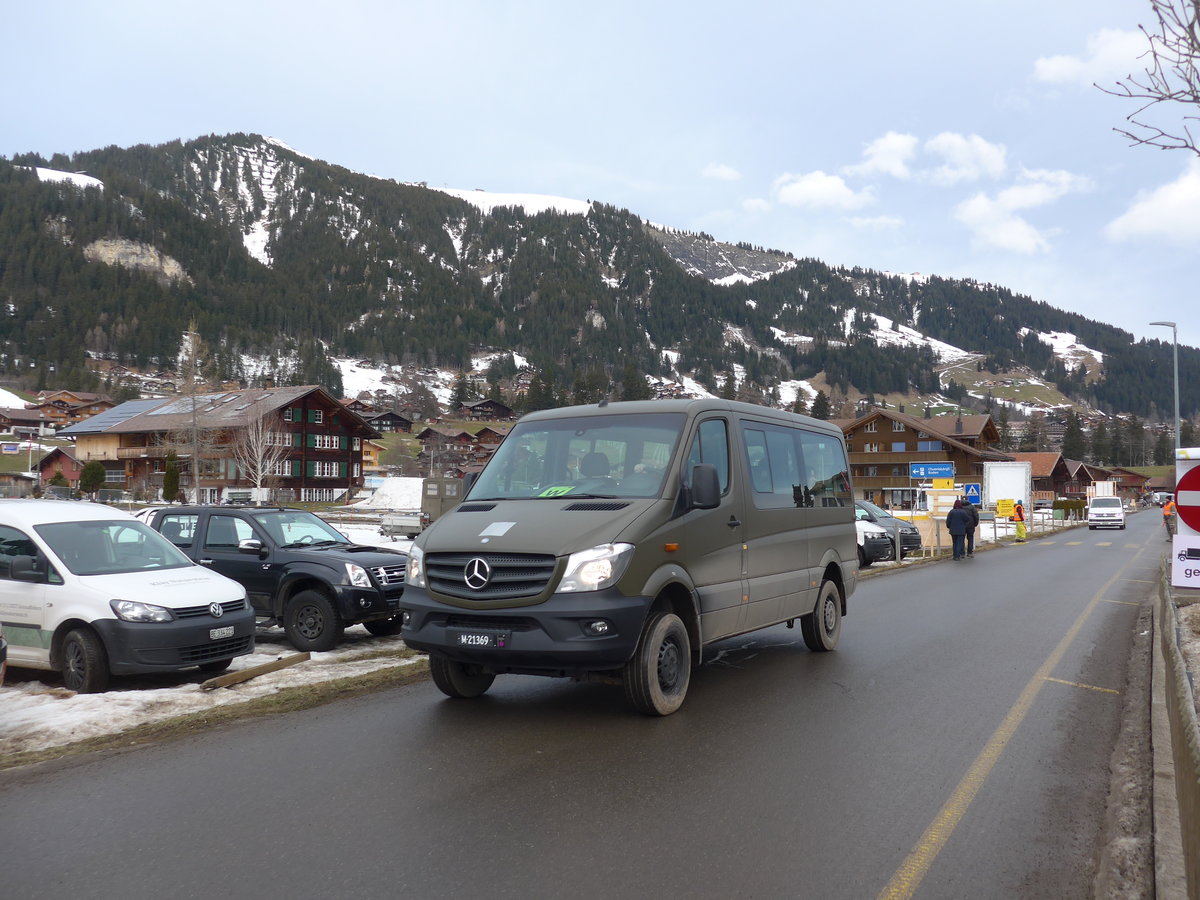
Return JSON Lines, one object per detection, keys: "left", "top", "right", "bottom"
{"left": 58, "top": 387, "right": 379, "bottom": 438}
{"left": 838, "top": 407, "right": 1011, "bottom": 460}
{"left": 0, "top": 407, "right": 52, "bottom": 422}
{"left": 1005, "top": 452, "right": 1065, "bottom": 478}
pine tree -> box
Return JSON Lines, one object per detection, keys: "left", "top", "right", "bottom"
{"left": 810, "top": 390, "right": 831, "bottom": 420}
{"left": 1061, "top": 410, "right": 1087, "bottom": 460}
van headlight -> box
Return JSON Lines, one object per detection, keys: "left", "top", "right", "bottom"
{"left": 406, "top": 544, "right": 426, "bottom": 588}
{"left": 558, "top": 543, "right": 635, "bottom": 593}
{"left": 110, "top": 600, "right": 175, "bottom": 623}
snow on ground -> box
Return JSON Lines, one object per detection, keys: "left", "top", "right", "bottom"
{"left": 1023, "top": 328, "right": 1104, "bottom": 369}
{"left": 28, "top": 166, "right": 104, "bottom": 191}
{"left": 0, "top": 387, "right": 28, "bottom": 407}
{"left": 432, "top": 187, "right": 592, "bottom": 217}
{"left": 349, "top": 476, "right": 423, "bottom": 511}
{"left": 862, "top": 312, "right": 973, "bottom": 363}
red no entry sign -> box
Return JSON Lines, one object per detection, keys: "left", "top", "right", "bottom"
{"left": 1175, "top": 465, "right": 1200, "bottom": 533}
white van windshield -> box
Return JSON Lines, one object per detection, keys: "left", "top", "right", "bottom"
{"left": 1090, "top": 497, "right": 1122, "bottom": 509}
{"left": 469, "top": 413, "right": 685, "bottom": 500}
{"left": 36, "top": 520, "right": 194, "bottom": 576}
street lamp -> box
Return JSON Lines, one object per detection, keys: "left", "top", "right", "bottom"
{"left": 1150, "top": 321, "right": 1180, "bottom": 452}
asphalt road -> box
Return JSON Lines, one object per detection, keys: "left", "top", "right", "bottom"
{"left": 0, "top": 513, "right": 1160, "bottom": 900}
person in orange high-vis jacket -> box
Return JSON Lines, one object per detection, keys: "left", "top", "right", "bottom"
{"left": 1014, "top": 500, "right": 1026, "bottom": 542}
{"left": 1163, "top": 498, "right": 1177, "bottom": 540}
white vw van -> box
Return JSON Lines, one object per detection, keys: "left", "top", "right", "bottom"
{"left": 402, "top": 398, "right": 858, "bottom": 715}
{"left": 0, "top": 499, "right": 254, "bottom": 692}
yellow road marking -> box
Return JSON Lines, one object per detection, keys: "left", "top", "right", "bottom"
{"left": 1043, "top": 676, "right": 1120, "bottom": 695}
{"left": 876, "top": 544, "right": 1147, "bottom": 900}
{"left": 1096, "top": 541, "right": 1113, "bottom": 546}
{"left": 1103, "top": 598, "right": 1140, "bottom": 606}
{"left": 1066, "top": 541, "right": 1083, "bottom": 545}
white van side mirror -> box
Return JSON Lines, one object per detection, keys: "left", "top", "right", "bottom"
{"left": 9, "top": 555, "right": 46, "bottom": 583}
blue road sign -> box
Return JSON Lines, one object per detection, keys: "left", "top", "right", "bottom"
{"left": 963, "top": 483, "right": 982, "bottom": 504}
{"left": 909, "top": 462, "right": 955, "bottom": 479}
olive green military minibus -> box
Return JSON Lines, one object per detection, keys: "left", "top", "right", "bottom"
{"left": 401, "top": 398, "right": 857, "bottom": 715}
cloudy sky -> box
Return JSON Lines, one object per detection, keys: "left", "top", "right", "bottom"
{"left": 4, "top": 0, "right": 1198, "bottom": 349}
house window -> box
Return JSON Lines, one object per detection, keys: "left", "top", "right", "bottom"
{"left": 864, "top": 422, "right": 878, "bottom": 433}
{"left": 866, "top": 466, "right": 878, "bottom": 477}
{"left": 892, "top": 466, "right": 905, "bottom": 476}
{"left": 891, "top": 442, "right": 906, "bottom": 452}
{"left": 864, "top": 443, "right": 880, "bottom": 453}
{"left": 917, "top": 440, "right": 943, "bottom": 451}
{"left": 312, "top": 410, "right": 324, "bottom": 424}
{"left": 269, "top": 460, "right": 292, "bottom": 477}
{"left": 314, "top": 461, "right": 340, "bottom": 478}
{"left": 893, "top": 421, "right": 905, "bottom": 432}
{"left": 353, "top": 438, "right": 361, "bottom": 450}
{"left": 314, "top": 434, "right": 341, "bottom": 450}
{"left": 353, "top": 463, "right": 360, "bottom": 478}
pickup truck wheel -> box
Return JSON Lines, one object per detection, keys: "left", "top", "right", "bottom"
{"left": 801, "top": 579, "right": 841, "bottom": 652}
{"left": 363, "top": 616, "right": 403, "bottom": 637}
{"left": 61, "top": 627, "right": 109, "bottom": 693}
{"left": 429, "top": 654, "right": 495, "bottom": 698}
{"left": 623, "top": 612, "right": 690, "bottom": 716}
{"left": 284, "top": 590, "right": 343, "bottom": 652}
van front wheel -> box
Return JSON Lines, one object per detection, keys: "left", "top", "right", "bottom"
{"left": 429, "top": 654, "right": 495, "bottom": 698}
{"left": 623, "top": 612, "right": 691, "bottom": 716}
{"left": 801, "top": 580, "right": 841, "bottom": 652}
{"left": 61, "top": 627, "right": 109, "bottom": 693}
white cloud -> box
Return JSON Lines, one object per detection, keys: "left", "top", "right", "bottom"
{"left": 848, "top": 214, "right": 904, "bottom": 229}
{"left": 1033, "top": 28, "right": 1145, "bottom": 86}
{"left": 742, "top": 197, "right": 771, "bottom": 213}
{"left": 924, "top": 133, "right": 1007, "bottom": 184}
{"left": 702, "top": 162, "right": 741, "bottom": 181}
{"left": 953, "top": 167, "right": 1090, "bottom": 253}
{"left": 1106, "top": 158, "right": 1200, "bottom": 244}
{"left": 843, "top": 131, "right": 918, "bottom": 179}
{"left": 772, "top": 171, "right": 874, "bottom": 211}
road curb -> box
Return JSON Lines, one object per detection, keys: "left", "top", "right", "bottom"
{"left": 1153, "top": 567, "right": 1189, "bottom": 899}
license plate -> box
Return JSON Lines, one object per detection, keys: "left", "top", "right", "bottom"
{"left": 452, "top": 630, "right": 509, "bottom": 649}
{"left": 209, "top": 626, "right": 235, "bottom": 640}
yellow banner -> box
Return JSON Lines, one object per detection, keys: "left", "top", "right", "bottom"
{"left": 932, "top": 478, "right": 955, "bottom": 490}
{"left": 996, "top": 499, "right": 1014, "bottom": 517}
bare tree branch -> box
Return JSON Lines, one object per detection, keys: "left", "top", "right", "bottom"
{"left": 1098, "top": 0, "right": 1200, "bottom": 155}
{"left": 231, "top": 413, "right": 291, "bottom": 504}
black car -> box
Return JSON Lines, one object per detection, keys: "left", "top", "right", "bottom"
{"left": 854, "top": 500, "right": 923, "bottom": 558}
{"left": 148, "top": 506, "right": 407, "bottom": 651}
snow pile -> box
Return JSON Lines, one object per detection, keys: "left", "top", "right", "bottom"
{"left": 350, "top": 476, "right": 424, "bottom": 511}
{"left": 0, "top": 387, "right": 27, "bottom": 407}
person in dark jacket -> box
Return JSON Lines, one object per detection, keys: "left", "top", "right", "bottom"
{"left": 962, "top": 497, "right": 980, "bottom": 557}
{"left": 946, "top": 499, "right": 972, "bottom": 560}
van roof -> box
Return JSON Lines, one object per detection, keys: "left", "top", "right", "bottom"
{"left": 517, "top": 398, "right": 844, "bottom": 437}
{"left": 0, "top": 499, "right": 138, "bottom": 528}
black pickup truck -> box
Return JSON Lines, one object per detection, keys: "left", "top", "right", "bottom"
{"left": 147, "top": 506, "right": 407, "bottom": 651}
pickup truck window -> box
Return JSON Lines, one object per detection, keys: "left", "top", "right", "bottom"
{"left": 204, "top": 515, "right": 256, "bottom": 549}
{"left": 158, "top": 514, "right": 198, "bottom": 547}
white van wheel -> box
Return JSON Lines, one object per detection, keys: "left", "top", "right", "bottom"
{"left": 623, "top": 612, "right": 691, "bottom": 716}
{"left": 801, "top": 581, "right": 841, "bottom": 652}
{"left": 61, "top": 627, "right": 109, "bottom": 693}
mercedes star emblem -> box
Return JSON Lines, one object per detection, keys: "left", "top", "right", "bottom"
{"left": 463, "top": 557, "right": 492, "bottom": 591}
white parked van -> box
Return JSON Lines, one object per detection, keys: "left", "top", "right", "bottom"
{"left": 1087, "top": 496, "right": 1126, "bottom": 530}
{"left": 0, "top": 499, "right": 254, "bottom": 692}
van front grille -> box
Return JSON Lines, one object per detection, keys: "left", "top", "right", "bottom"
{"left": 179, "top": 635, "right": 253, "bottom": 662}
{"left": 426, "top": 552, "right": 556, "bottom": 601}
{"left": 175, "top": 598, "right": 247, "bottom": 619}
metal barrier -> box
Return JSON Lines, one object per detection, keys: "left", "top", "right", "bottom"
{"left": 1159, "top": 573, "right": 1200, "bottom": 898}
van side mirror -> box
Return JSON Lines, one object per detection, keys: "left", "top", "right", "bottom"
{"left": 690, "top": 464, "right": 720, "bottom": 510}
{"left": 9, "top": 555, "right": 46, "bottom": 583}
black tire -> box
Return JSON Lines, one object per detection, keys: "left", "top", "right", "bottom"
{"left": 429, "top": 654, "right": 495, "bottom": 698}
{"left": 801, "top": 580, "right": 842, "bottom": 652}
{"left": 284, "top": 590, "right": 344, "bottom": 652}
{"left": 857, "top": 545, "right": 869, "bottom": 568}
{"left": 198, "top": 657, "right": 233, "bottom": 674}
{"left": 61, "top": 627, "right": 109, "bottom": 693}
{"left": 623, "top": 612, "right": 691, "bottom": 716}
{"left": 363, "top": 616, "right": 403, "bottom": 637}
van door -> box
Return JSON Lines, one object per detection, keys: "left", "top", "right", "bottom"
{"left": 666, "top": 417, "right": 747, "bottom": 640}
{"left": 0, "top": 524, "right": 50, "bottom": 667}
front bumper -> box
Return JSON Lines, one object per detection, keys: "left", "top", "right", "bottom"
{"left": 331, "top": 584, "right": 404, "bottom": 624}
{"left": 860, "top": 537, "right": 895, "bottom": 564}
{"left": 400, "top": 585, "right": 651, "bottom": 675}
{"left": 91, "top": 608, "right": 256, "bottom": 675}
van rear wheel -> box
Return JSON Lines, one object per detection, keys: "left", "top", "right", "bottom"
{"left": 801, "top": 580, "right": 841, "bottom": 652}
{"left": 429, "top": 654, "right": 495, "bottom": 698}
{"left": 623, "top": 612, "right": 691, "bottom": 716}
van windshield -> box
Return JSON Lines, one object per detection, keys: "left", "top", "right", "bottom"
{"left": 469, "top": 413, "right": 686, "bottom": 500}
{"left": 36, "top": 520, "right": 195, "bottom": 576}
{"left": 1090, "top": 497, "right": 1122, "bottom": 509}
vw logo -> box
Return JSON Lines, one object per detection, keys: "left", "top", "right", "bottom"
{"left": 463, "top": 557, "right": 492, "bottom": 591}
{"left": 209, "top": 602, "right": 224, "bottom": 618}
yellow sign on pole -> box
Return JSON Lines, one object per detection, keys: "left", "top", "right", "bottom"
{"left": 932, "top": 478, "right": 955, "bottom": 490}
{"left": 996, "top": 499, "right": 1015, "bottom": 517}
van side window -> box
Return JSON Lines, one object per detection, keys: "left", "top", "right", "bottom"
{"left": 684, "top": 419, "right": 729, "bottom": 494}
{"left": 742, "top": 424, "right": 805, "bottom": 508}
{"left": 798, "top": 431, "right": 852, "bottom": 508}
{"left": 0, "top": 525, "right": 39, "bottom": 579}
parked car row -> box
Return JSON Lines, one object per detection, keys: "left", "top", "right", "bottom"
{"left": 854, "top": 500, "right": 923, "bottom": 567}
{"left": 0, "top": 500, "right": 408, "bottom": 693}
